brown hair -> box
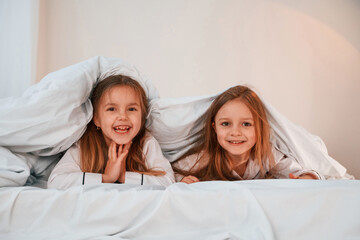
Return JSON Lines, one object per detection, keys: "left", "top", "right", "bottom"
{"left": 173, "top": 85, "right": 274, "bottom": 180}
{"left": 80, "top": 75, "right": 164, "bottom": 176}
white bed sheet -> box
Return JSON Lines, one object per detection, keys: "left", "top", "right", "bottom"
{"left": 1, "top": 180, "right": 359, "bottom": 240}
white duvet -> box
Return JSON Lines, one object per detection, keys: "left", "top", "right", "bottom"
{"left": 1, "top": 180, "right": 359, "bottom": 240}
{"left": 0, "top": 56, "right": 358, "bottom": 240}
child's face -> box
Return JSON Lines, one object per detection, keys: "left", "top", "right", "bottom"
{"left": 93, "top": 85, "right": 142, "bottom": 146}
{"left": 212, "top": 98, "right": 256, "bottom": 164}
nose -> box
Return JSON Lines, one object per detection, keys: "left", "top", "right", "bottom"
{"left": 230, "top": 125, "right": 242, "bottom": 136}
{"left": 117, "top": 110, "right": 128, "bottom": 120}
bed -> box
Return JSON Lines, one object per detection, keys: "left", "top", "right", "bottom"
{"left": 0, "top": 56, "right": 358, "bottom": 240}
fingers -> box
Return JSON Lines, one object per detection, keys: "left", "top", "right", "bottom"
{"left": 124, "top": 141, "right": 132, "bottom": 151}
{"left": 299, "top": 173, "right": 318, "bottom": 179}
{"left": 181, "top": 177, "right": 192, "bottom": 184}
{"left": 118, "top": 148, "right": 129, "bottom": 160}
{"left": 108, "top": 142, "right": 117, "bottom": 162}
{"left": 117, "top": 144, "right": 124, "bottom": 155}
{"left": 107, "top": 142, "right": 132, "bottom": 158}
{"left": 289, "top": 173, "right": 299, "bottom": 179}
{"left": 116, "top": 142, "right": 132, "bottom": 160}
{"left": 104, "top": 142, "right": 120, "bottom": 183}
{"left": 181, "top": 175, "right": 200, "bottom": 184}
{"left": 289, "top": 173, "right": 317, "bottom": 179}
{"left": 115, "top": 141, "right": 132, "bottom": 154}
{"left": 107, "top": 142, "right": 131, "bottom": 163}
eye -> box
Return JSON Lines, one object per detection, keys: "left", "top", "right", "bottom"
{"left": 106, "top": 107, "right": 115, "bottom": 111}
{"left": 221, "top": 122, "right": 230, "bottom": 126}
{"left": 243, "top": 122, "right": 252, "bottom": 127}
{"left": 128, "top": 107, "right": 137, "bottom": 111}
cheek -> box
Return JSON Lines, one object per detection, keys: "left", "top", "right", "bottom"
{"left": 102, "top": 113, "right": 114, "bottom": 124}
{"left": 132, "top": 114, "right": 142, "bottom": 128}
{"left": 215, "top": 129, "right": 227, "bottom": 143}
{"left": 248, "top": 129, "right": 257, "bottom": 144}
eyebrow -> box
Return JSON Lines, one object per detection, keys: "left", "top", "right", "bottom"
{"left": 104, "top": 102, "right": 140, "bottom": 107}
{"left": 217, "top": 117, "right": 254, "bottom": 121}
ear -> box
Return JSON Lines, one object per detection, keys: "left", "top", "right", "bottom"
{"left": 93, "top": 113, "right": 100, "bottom": 128}
{"left": 212, "top": 122, "right": 216, "bottom": 133}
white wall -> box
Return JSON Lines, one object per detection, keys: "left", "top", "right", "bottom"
{"left": 35, "top": 0, "right": 360, "bottom": 178}
{"left": 0, "top": 0, "right": 39, "bottom": 97}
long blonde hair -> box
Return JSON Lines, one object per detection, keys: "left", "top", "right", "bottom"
{"left": 80, "top": 75, "right": 164, "bottom": 176}
{"left": 173, "top": 85, "right": 274, "bottom": 180}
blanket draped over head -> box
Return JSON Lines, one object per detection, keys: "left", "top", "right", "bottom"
{"left": 0, "top": 56, "right": 353, "bottom": 187}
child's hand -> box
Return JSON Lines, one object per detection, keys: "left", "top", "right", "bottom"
{"left": 289, "top": 173, "right": 318, "bottom": 180}
{"left": 181, "top": 175, "right": 200, "bottom": 184}
{"left": 102, "top": 141, "right": 131, "bottom": 183}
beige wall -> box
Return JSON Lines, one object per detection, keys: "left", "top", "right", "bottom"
{"left": 36, "top": 0, "right": 360, "bottom": 178}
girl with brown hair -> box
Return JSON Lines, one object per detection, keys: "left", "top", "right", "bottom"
{"left": 48, "top": 75, "right": 175, "bottom": 189}
{"left": 172, "top": 85, "right": 322, "bottom": 183}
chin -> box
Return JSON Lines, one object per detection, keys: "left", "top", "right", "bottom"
{"left": 114, "top": 138, "right": 132, "bottom": 145}
{"left": 227, "top": 149, "right": 250, "bottom": 156}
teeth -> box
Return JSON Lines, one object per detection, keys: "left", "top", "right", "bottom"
{"left": 114, "top": 126, "right": 130, "bottom": 132}
{"left": 229, "top": 141, "right": 244, "bottom": 144}
{"left": 115, "top": 126, "right": 129, "bottom": 130}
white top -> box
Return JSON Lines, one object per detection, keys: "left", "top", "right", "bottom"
{"left": 47, "top": 133, "right": 175, "bottom": 189}
{"left": 173, "top": 147, "right": 323, "bottom": 182}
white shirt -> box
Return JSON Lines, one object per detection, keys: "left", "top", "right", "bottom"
{"left": 173, "top": 147, "right": 323, "bottom": 182}
{"left": 47, "top": 133, "right": 175, "bottom": 189}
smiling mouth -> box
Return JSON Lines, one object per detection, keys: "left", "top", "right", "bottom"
{"left": 228, "top": 140, "right": 245, "bottom": 144}
{"left": 114, "top": 126, "right": 131, "bottom": 134}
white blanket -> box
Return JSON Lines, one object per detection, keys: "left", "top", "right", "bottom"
{"left": 1, "top": 180, "right": 359, "bottom": 240}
